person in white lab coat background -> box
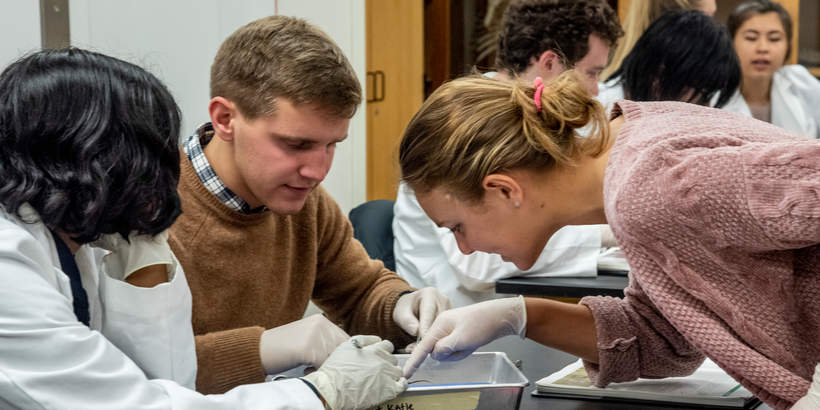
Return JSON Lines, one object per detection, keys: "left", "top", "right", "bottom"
{"left": 597, "top": 10, "right": 741, "bottom": 115}
{"left": 0, "top": 48, "right": 404, "bottom": 410}
{"left": 393, "top": 0, "right": 624, "bottom": 307}
{"left": 723, "top": 0, "right": 820, "bottom": 139}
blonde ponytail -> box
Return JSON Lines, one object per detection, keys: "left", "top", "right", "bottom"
{"left": 516, "top": 72, "right": 609, "bottom": 164}
{"left": 399, "top": 72, "right": 609, "bottom": 203}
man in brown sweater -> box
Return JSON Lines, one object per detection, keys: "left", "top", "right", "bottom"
{"left": 168, "top": 16, "right": 450, "bottom": 395}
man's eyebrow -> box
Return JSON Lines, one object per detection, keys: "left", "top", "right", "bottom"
{"left": 272, "top": 132, "right": 307, "bottom": 140}
{"left": 274, "top": 134, "right": 348, "bottom": 144}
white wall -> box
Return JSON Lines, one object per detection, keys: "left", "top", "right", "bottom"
{"left": 0, "top": 1, "right": 40, "bottom": 68}
{"left": 277, "top": 0, "right": 367, "bottom": 215}
{"left": 68, "top": 0, "right": 367, "bottom": 214}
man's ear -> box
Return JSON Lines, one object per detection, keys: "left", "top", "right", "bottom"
{"left": 208, "top": 97, "right": 237, "bottom": 142}
{"left": 535, "top": 50, "right": 566, "bottom": 78}
{"left": 482, "top": 173, "right": 524, "bottom": 208}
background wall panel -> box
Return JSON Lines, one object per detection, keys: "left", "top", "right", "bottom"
{"left": 0, "top": 1, "right": 41, "bottom": 67}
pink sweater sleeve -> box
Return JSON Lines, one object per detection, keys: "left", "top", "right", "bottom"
{"left": 582, "top": 121, "right": 820, "bottom": 387}
{"left": 584, "top": 136, "right": 820, "bottom": 388}
{"left": 630, "top": 138, "right": 820, "bottom": 260}
{"left": 580, "top": 270, "right": 705, "bottom": 386}
{"left": 740, "top": 141, "right": 820, "bottom": 249}
{"left": 593, "top": 101, "right": 819, "bottom": 408}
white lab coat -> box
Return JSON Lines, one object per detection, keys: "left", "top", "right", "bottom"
{"left": 393, "top": 183, "right": 601, "bottom": 307}
{"left": 0, "top": 205, "right": 321, "bottom": 409}
{"left": 596, "top": 78, "right": 625, "bottom": 117}
{"left": 723, "top": 65, "right": 820, "bottom": 139}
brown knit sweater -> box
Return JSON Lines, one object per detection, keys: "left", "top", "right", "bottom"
{"left": 169, "top": 153, "right": 415, "bottom": 394}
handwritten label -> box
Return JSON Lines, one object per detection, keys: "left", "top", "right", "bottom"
{"left": 370, "top": 391, "right": 480, "bottom": 410}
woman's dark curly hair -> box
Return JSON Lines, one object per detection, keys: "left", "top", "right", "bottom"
{"left": 0, "top": 48, "right": 182, "bottom": 243}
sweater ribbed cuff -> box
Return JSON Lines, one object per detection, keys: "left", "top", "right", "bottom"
{"left": 386, "top": 288, "right": 417, "bottom": 346}
{"left": 579, "top": 296, "right": 640, "bottom": 386}
{"left": 195, "top": 326, "right": 266, "bottom": 394}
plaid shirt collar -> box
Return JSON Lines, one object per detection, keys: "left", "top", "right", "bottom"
{"left": 184, "top": 123, "right": 264, "bottom": 214}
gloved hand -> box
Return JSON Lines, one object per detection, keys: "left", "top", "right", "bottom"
{"left": 91, "top": 230, "right": 174, "bottom": 281}
{"left": 793, "top": 363, "right": 820, "bottom": 410}
{"left": 393, "top": 287, "right": 451, "bottom": 340}
{"left": 302, "top": 335, "right": 407, "bottom": 410}
{"left": 260, "top": 314, "right": 350, "bottom": 374}
{"left": 402, "top": 296, "right": 526, "bottom": 378}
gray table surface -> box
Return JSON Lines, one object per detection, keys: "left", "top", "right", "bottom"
{"left": 478, "top": 336, "right": 770, "bottom": 410}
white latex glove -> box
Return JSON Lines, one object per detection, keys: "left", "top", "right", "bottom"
{"left": 302, "top": 335, "right": 407, "bottom": 410}
{"left": 393, "top": 287, "right": 451, "bottom": 340}
{"left": 91, "top": 230, "right": 174, "bottom": 281}
{"left": 402, "top": 296, "right": 526, "bottom": 378}
{"left": 793, "top": 363, "right": 820, "bottom": 409}
{"left": 260, "top": 314, "right": 350, "bottom": 374}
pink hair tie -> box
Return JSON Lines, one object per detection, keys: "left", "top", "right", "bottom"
{"left": 533, "top": 76, "right": 544, "bottom": 113}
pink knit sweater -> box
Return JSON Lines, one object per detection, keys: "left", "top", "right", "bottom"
{"left": 580, "top": 100, "right": 820, "bottom": 409}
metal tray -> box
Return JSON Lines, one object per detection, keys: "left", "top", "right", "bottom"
{"left": 386, "top": 351, "right": 530, "bottom": 410}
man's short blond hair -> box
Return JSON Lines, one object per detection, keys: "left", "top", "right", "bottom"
{"left": 211, "top": 16, "right": 362, "bottom": 119}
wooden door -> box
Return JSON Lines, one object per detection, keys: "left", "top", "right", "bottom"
{"left": 365, "top": 0, "right": 424, "bottom": 201}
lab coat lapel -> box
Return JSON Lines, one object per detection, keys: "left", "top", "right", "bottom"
{"left": 723, "top": 90, "right": 752, "bottom": 117}
{"left": 771, "top": 72, "right": 811, "bottom": 138}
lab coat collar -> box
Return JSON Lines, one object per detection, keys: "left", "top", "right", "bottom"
{"left": 724, "top": 71, "right": 812, "bottom": 138}
{"left": 770, "top": 70, "right": 812, "bottom": 137}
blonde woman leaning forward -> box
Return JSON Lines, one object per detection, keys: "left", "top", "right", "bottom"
{"left": 601, "top": 0, "right": 716, "bottom": 80}
{"left": 398, "top": 72, "right": 820, "bottom": 409}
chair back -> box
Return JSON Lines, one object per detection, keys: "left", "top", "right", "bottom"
{"left": 348, "top": 199, "right": 396, "bottom": 271}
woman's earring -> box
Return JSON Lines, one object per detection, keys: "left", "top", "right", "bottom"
{"left": 514, "top": 201, "right": 521, "bottom": 208}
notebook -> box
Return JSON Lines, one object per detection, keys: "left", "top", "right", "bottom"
{"left": 534, "top": 358, "right": 760, "bottom": 409}
{"left": 597, "top": 247, "right": 630, "bottom": 274}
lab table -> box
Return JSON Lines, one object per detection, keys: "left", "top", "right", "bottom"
{"left": 278, "top": 333, "right": 768, "bottom": 409}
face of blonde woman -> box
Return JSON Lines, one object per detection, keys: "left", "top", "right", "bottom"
{"left": 733, "top": 12, "right": 788, "bottom": 83}
{"left": 415, "top": 185, "right": 552, "bottom": 271}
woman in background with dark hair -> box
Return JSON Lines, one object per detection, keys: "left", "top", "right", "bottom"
{"left": 601, "top": 0, "right": 717, "bottom": 80}
{"left": 598, "top": 9, "right": 741, "bottom": 113}
{"left": 723, "top": 0, "right": 820, "bottom": 139}
{"left": 0, "top": 48, "right": 404, "bottom": 410}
